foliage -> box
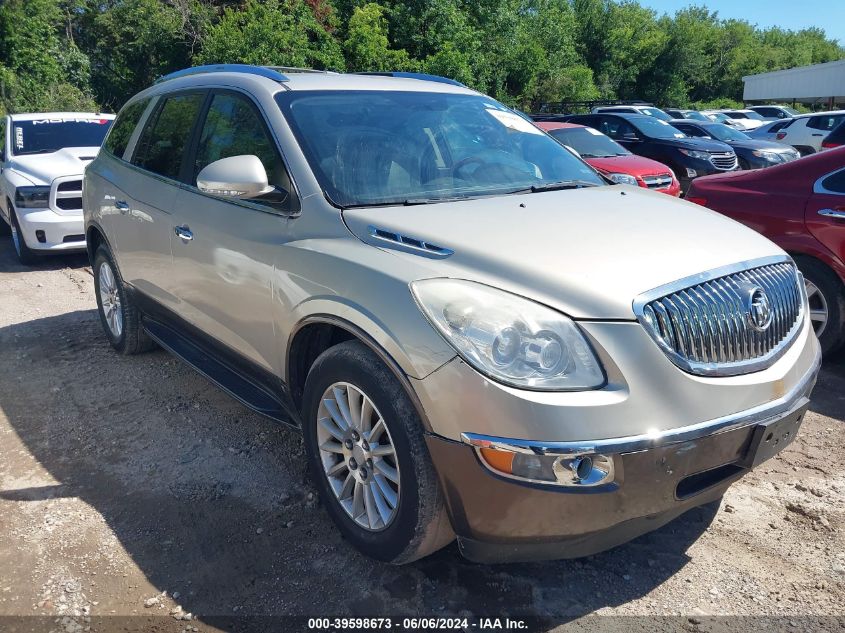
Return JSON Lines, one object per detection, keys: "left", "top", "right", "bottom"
{"left": 0, "top": 0, "right": 841, "bottom": 114}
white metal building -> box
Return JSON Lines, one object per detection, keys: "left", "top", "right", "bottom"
{"left": 743, "top": 59, "right": 845, "bottom": 107}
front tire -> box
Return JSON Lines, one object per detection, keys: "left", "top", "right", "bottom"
{"left": 302, "top": 340, "right": 453, "bottom": 564}
{"left": 10, "top": 209, "right": 37, "bottom": 265}
{"left": 93, "top": 245, "right": 154, "bottom": 355}
{"left": 795, "top": 256, "right": 844, "bottom": 355}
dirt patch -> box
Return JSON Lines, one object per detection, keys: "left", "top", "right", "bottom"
{"left": 0, "top": 240, "right": 843, "bottom": 632}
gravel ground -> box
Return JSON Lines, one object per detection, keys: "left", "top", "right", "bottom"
{"left": 0, "top": 237, "right": 843, "bottom": 633}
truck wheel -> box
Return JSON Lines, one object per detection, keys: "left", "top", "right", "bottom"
{"left": 302, "top": 340, "right": 454, "bottom": 564}
{"left": 10, "top": 209, "right": 37, "bottom": 265}
{"left": 795, "top": 257, "right": 844, "bottom": 355}
{"left": 93, "top": 245, "right": 155, "bottom": 355}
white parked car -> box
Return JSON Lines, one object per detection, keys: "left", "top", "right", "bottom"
{"left": 590, "top": 104, "right": 673, "bottom": 121}
{"left": 0, "top": 112, "right": 114, "bottom": 264}
{"left": 747, "top": 119, "right": 794, "bottom": 142}
{"left": 748, "top": 105, "right": 800, "bottom": 121}
{"left": 770, "top": 110, "right": 845, "bottom": 155}
{"left": 700, "top": 110, "right": 744, "bottom": 129}
{"left": 713, "top": 110, "right": 766, "bottom": 131}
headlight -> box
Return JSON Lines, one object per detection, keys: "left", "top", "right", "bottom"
{"left": 678, "top": 148, "right": 711, "bottom": 161}
{"left": 607, "top": 173, "right": 639, "bottom": 186}
{"left": 14, "top": 186, "right": 50, "bottom": 208}
{"left": 410, "top": 278, "right": 605, "bottom": 391}
{"left": 752, "top": 150, "right": 781, "bottom": 162}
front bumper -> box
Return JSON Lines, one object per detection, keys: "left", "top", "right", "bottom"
{"left": 426, "top": 351, "right": 819, "bottom": 562}
{"left": 15, "top": 207, "right": 85, "bottom": 252}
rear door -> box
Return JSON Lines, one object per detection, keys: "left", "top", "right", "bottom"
{"left": 169, "top": 89, "right": 298, "bottom": 373}
{"left": 116, "top": 91, "right": 207, "bottom": 309}
{"left": 806, "top": 167, "right": 845, "bottom": 265}
{"left": 805, "top": 115, "right": 845, "bottom": 152}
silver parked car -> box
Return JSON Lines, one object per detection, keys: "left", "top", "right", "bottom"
{"left": 84, "top": 65, "right": 822, "bottom": 564}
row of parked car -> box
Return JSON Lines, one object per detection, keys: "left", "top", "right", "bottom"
{"left": 0, "top": 66, "right": 837, "bottom": 565}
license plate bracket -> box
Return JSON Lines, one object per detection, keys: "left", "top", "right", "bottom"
{"left": 741, "top": 403, "right": 808, "bottom": 469}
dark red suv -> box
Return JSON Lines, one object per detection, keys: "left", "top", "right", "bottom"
{"left": 686, "top": 148, "right": 845, "bottom": 354}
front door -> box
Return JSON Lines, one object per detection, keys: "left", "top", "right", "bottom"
{"left": 170, "top": 90, "right": 298, "bottom": 374}
{"left": 806, "top": 168, "right": 845, "bottom": 264}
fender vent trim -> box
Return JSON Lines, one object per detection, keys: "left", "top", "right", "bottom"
{"left": 367, "top": 226, "right": 453, "bottom": 258}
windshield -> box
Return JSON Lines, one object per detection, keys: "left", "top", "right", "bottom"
{"left": 11, "top": 117, "right": 112, "bottom": 155}
{"left": 547, "top": 127, "right": 629, "bottom": 158}
{"left": 783, "top": 107, "right": 800, "bottom": 116}
{"left": 639, "top": 107, "right": 672, "bottom": 121}
{"left": 706, "top": 124, "right": 750, "bottom": 141}
{"left": 706, "top": 112, "right": 730, "bottom": 124}
{"left": 684, "top": 111, "right": 710, "bottom": 122}
{"left": 277, "top": 91, "right": 603, "bottom": 207}
{"left": 631, "top": 117, "right": 686, "bottom": 139}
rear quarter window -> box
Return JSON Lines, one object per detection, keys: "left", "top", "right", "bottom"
{"left": 807, "top": 115, "right": 845, "bottom": 131}
{"left": 103, "top": 98, "right": 150, "bottom": 159}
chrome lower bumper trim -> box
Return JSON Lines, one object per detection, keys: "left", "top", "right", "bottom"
{"left": 462, "top": 343, "right": 821, "bottom": 457}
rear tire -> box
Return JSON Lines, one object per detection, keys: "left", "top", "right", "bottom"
{"left": 302, "top": 340, "right": 453, "bottom": 564}
{"left": 93, "top": 245, "right": 155, "bottom": 355}
{"left": 10, "top": 209, "right": 37, "bottom": 265}
{"left": 794, "top": 256, "right": 844, "bottom": 355}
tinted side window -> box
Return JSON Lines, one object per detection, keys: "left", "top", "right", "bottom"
{"left": 822, "top": 169, "right": 845, "bottom": 194}
{"left": 193, "top": 92, "right": 292, "bottom": 209}
{"left": 677, "top": 124, "right": 704, "bottom": 137}
{"left": 600, "top": 118, "right": 635, "bottom": 139}
{"left": 103, "top": 98, "right": 149, "bottom": 159}
{"left": 807, "top": 115, "right": 845, "bottom": 131}
{"left": 770, "top": 121, "right": 790, "bottom": 132}
{"left": 132, "top": 93, "right": 205, "bottom": 180}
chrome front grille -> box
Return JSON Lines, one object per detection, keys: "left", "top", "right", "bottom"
{"left": 710, "top": 152, "right": 738, "bottom": 170}
{"left": 642, "top": 173, "right": 674, "bottom": 189}
{"left": 634, "top": 258, "right": 804, "bottom": 376}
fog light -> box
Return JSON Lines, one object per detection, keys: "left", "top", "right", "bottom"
{"left": 35, "top": 230, "right": 46, "bottom": 243}
{"left": 686, "top": 168, "right": 697, "bottom": 178}
{"left": 477, "top": 446, "right": 614, "bottom": 487}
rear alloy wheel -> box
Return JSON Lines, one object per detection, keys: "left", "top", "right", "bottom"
{"left": 805, "top": 279, "right": 829, "bottom": 339}
{"left": 93, "top": 246, "right": 155, "bottom": 355}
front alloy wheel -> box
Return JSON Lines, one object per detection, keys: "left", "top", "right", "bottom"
{"left": 317, "top": 382, "right": 400, "bottom": 531}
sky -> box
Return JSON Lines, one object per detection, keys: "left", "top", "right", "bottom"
{"left": 636, "top": 0, "right": 845, "bottom": 46}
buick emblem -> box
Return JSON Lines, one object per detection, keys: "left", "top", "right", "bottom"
{"left": 746, "top": 286, "right": 773, "bottom": 332}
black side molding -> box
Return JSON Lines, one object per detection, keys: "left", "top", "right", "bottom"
{"left": 142, "top": 316, "right": 297, "bottom": 427}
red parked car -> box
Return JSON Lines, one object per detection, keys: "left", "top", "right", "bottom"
{"left": 535, "top": 122, "right": 681, "bottom": 196}
{"left": 687, "top": 147, "right": 845, "bottom": 354}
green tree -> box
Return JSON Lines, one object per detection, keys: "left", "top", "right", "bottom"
{"left": 344, "top": 3, "right": 415, "bottom": 71}
{"left": 197, "top": 0, "right": 345, "bottom": 71}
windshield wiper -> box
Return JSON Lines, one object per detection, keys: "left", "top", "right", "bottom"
{"left": 16, "top": 149, "right": 58, "bottom": 155}
{"left": 524, "top": 179, "right": 599, "bottom": 193}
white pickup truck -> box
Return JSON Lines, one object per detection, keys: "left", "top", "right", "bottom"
{"left": 1, "top": 112, "right": 114, "bottom": 264}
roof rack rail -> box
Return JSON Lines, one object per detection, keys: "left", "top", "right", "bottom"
{"left": 264, "top": 66, "right": 338, "bottom": 74}
{"left": 354, "top": 71, "right": 467, "bottom": 87}
{"left": 155, "top": 64, "right": 289, "bottom": 85}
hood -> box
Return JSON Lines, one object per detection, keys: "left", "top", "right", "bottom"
{"left": 585, "top": 154, "right": 674, "bottom": 177}
{"left": 725, "top": 138, "right": 793, "bottom": 152}
{"left": 653, "top": 137, "right": 734, "bottom": 153}
{"left": 342, "top": 186, "right": 783, "bottom": 319}
{"left": 8, "top": 147, "right": 100, "bottom": 186}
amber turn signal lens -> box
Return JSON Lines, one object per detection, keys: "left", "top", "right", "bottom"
{"left": 480, "top": 447, "right": 514, "bottom": 474}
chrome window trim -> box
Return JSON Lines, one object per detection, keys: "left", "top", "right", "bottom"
{"left": 813, "top": 167, "right": 845, "bottom": 195}
{"left": 461, "top": 346, "right": 820, "bottom": 458}
{"left": 632, "top": 255, "right": 805, "bottom": 377}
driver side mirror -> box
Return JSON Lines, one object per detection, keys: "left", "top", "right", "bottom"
{"left": 197, "top": 155, "right": 275, "bottom": 199}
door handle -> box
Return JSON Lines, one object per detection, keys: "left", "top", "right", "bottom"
{"left": 115, "top": 200, "right": 130, "bottom": 214}
{"left": 812, "top": 133, "right": 823, "bottom": 137}
{"left": 174, "top": 225, "right": 193, "bottom": 241}
{"left": 818, "top": 208, "right": 845, "bottom": 219}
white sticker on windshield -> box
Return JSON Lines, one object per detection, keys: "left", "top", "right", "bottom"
{"left": 674, "top": 133, "right": 685, "bottom": 138}
{"left": 585, "top": 127, "right": 602, "bottom": 135}
{"left": 14, "top": 127, "right": 23, "bottom": 149}
{"left": 486, "top": 109, "right": 543, "bottom": 135}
